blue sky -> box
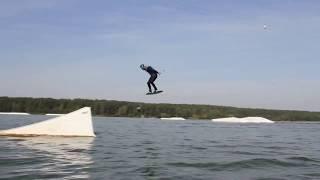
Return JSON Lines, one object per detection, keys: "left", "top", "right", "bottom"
{"left": 0, "top": 0, "right": 320, "bottom": 111}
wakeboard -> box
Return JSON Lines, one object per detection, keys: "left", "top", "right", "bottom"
{"left": 146, "top": 90, "right": 163, "bottom": 95}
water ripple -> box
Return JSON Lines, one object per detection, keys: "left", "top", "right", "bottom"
{"left": 1, "top": 117, "right": 320, "bottom": 179}
{"left": 168, "top": 158, "right": 308, "bottom": 171}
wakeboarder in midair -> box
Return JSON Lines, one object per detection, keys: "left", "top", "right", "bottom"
{"left": 140, "top": 64, "right": 162, "bottom": 95}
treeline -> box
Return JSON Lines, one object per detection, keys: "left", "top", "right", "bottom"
{"left": 0, "top": 97, "right": 320, "bottom": 121}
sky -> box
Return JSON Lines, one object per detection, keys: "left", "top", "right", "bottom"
{"left": 0, "top": 0, "right": 320, "bottom": 111}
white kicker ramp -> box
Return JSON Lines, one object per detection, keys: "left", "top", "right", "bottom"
{"left": 160, "top": 117, "right": 186, "bottom": 121}
{"left": 212, "top": 117, "right": 274, "bottom": 123}
{"left": 0, "top": 107, "right": 95, "bottom": 137}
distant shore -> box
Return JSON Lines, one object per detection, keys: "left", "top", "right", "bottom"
{"left": 0, "top": 96, "right": 319, "bottom": 121}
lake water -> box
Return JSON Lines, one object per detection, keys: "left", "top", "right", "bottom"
{"left": 0, "top": 115, "right": 320, "bottom": 180}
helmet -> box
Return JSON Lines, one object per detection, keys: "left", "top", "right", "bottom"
{"left": 140, "top": 64, "right": 145, "bottom": 69}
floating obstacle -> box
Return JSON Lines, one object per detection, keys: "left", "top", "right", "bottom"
{"left": 0, "top": 107, "right": 95, "bottom": 137}
{"left": 0, "top": 112, "right": 30, "bottom": 115}
{"left": 212, "top": 117, "right": 274, "bottom": 123}
{"left": 45, "top": 113, "right": 65, "bottom": 116}
{"left": 160, "top": 117, "right": 186, "bottom": 121}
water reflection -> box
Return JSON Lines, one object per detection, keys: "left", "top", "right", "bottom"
{"left": 4, "top": 136, "right": 94, "bottom": 179}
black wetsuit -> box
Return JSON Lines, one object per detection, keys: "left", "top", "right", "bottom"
{"left": 145, "top": 66, "right": 159, "bottom": 92}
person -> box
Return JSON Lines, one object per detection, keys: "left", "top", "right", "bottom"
{"left": 140, "top": 64, "right": 160, "bottom": 93}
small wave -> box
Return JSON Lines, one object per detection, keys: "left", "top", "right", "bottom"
{"left": 288, "top": 156, "right": 320, "bottom": 163}
{"left": 228, "top": 150, "right": 263, "bottom": 156}
{"left": 167, "top": 158, "right": 303, "bottom": 171}
{"left": 303, "top": 173, "right": 320, "bottom": 178}
{"left": 191, "top": 146, "right": 208, "bottom": 150}
{"left": 264, "top": 146, "right": 288, "bottom": 150}
{"left": 6, "top": 138, "right": 26, "bottom": 142}
{"left": 133, "top": 166, "right": 162, "bottom": 177}
{"left": 68, "top": 149, "right": 87, "bottom": 153}
{"left": 141, "top": 140, "right": 154, "bottom": 145}
{"left": 0, "top": 157, "right": 46, "bottom": 166}
{"left": 256, "top": 178, "right": 287, "bottom": 180}
{"left": 214, "top": 144, "right": 257, "bottom": 149}
{"left": 175, "top": 144, "right": 208, "bottom": 150}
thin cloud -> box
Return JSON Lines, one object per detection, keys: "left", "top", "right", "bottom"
{"left": 0, "top": 0, "right": 60, "bottom": 18}
{"left": 97, "top": 32, "right": 142, "bottom": 40}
